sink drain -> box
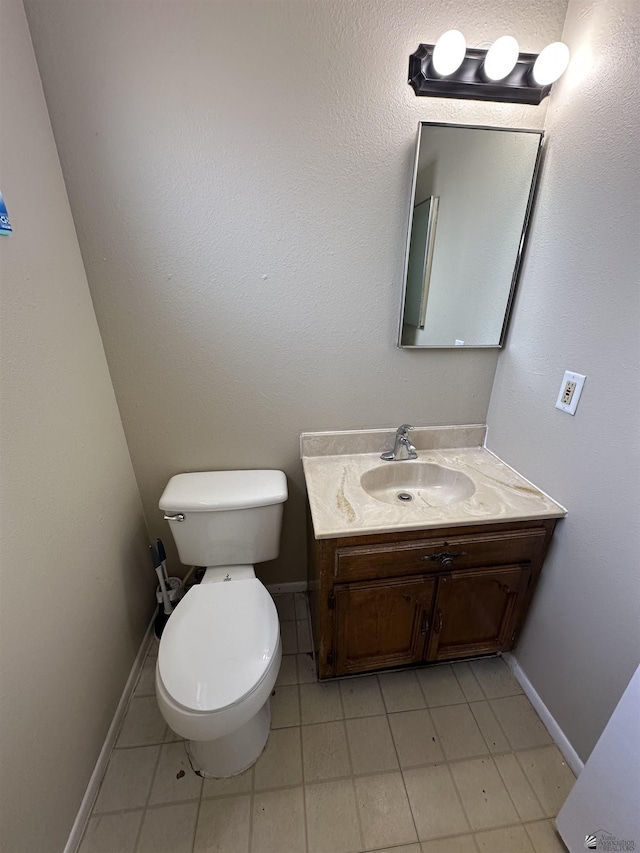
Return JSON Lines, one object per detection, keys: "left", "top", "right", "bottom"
{"left": 397, "top": 492, "right": 413, "bottom": 502}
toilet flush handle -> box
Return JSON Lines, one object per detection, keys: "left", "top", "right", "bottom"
{"left": 164, "top": 513, "right": 185, "bottom": 522}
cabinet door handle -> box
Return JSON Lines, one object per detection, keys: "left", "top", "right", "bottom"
{"left": 435, "top": 610, "right": 443, "bottom": 634}
{"left": 421, "top": 551, "right": 467, "bottom": 567}
{"left": 420, "top": 612, "right": 429, "bottom": 634}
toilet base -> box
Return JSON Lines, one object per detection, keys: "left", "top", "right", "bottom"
{"left": 187, "top": 699, "right": 271, "bottom": 778}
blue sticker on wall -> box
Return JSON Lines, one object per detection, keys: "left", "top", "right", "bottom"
{"left": 0, "top": 191, "right": 12, "bottom": 234}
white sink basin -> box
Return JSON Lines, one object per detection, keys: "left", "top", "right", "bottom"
{"left": 360, "top": 462, "right": 476, "bottom": 507}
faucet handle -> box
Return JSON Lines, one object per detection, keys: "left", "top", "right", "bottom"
{"left": 397, "top": 423, "right": 414, "bottom": 436}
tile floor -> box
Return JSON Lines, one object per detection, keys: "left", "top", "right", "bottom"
{"left": 80, "top": 592, "right": 573, "bottom": 853}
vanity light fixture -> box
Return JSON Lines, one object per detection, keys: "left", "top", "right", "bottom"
{"left": 531, "top": 41, "right": 571, "bottom": 86}
{"left": 431, "top": 29, "right": 467, "bottom": 76}
{"left": 483, "top": 35, "right": 520, "bottom": 81}
{"left": 409, "top": 33, "right": 570, "bottom": 104}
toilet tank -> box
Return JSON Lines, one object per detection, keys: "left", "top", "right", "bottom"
{"left": 159, "top": 470, "right": 287, "bottom": 567}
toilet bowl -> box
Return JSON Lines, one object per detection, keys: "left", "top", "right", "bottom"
{"left": 155, "top": 470, "right": 288, "bottom": 777}
{"left": 156, "top": 572, "right": 281, "bottom": 776}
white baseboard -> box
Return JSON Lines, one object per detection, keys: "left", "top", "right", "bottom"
{"left": 266, "top": 581, "right": 308, "bottom": 594}
{"left": 503, "top": 652, "right": 584, "bottom": 777}
{"left": 64, "top": 614, "right": 155, "bottom": 853}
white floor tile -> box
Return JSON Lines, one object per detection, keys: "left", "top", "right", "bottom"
{"left": 135, "top": 656, "right": 157, "bottom": 697}
{"left": 340, "top": 675, "right": 386, "bottom": 718}
{"left": 300, "top": 681, "right": 343, "bottom": 724}
{"left": 346, "top": 715, "right": 399, "bottom": 774}
{"left": 388, "top": 709, "right": 444, "bottom": 769}
{"left": 138, "top": 802, "right": 199, "bottom": 853}
{"left": 251, "top": 787, "right": 306, "bottom": 853}
{"left": 302, "top": 721, "right": 351, "bottom": 782}
{"left": 355, "top": 772, "right": 418, "bottom": 850}
{"left": 254, "top": 727, "right": 303, "bottom": 791}
{"left": 94, "top": 746, "right": 160, "bottom": 813}
{"left": 403, "top": 764, "right": 469, "bottom": 841}
{"left": 470, "top": 657, "right": 523, "bottom": 700}
{"left": 148, "top": 741, "right": 202, "bottom": 805}
{"left": 116, "top": 696, "right": 167, "bottom": 747}
{"left": 379, "top": 670, "right": 426, "bottom": 713}
{"left": 417, "top": 664, "right": 467, "bottom": 707}
{"left": 79, "top": 810, "right": 143, "bottom": 853}
{"left": 449, "top": 756, "right": 520, "bottom": 831}
{"left": 270, "top": 684, "right": 300, "bottom": 728}
{"left": 305, "top": 779, "right": 363, "bottom": 853}
{"left": 194, "top": 795, "right": 251, "bottom": 853}
{"left": 491, "top": 696, "right": 553, "bottom": 751}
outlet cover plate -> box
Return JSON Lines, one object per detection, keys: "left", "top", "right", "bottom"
{"left": 556, "top": 370, "right": 586, "bottom": 415}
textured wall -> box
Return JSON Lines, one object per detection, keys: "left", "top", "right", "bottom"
{"left": 0, "top": 2, "right": 152, "bottom": 850}
{"left": 486, "top": 0, "right": 640, "bottom": 761}
{"left": 24, "top": 0, "right": 567, "bottom": 584}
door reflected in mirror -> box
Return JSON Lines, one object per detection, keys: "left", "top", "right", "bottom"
{"left": 399, "top": 123, "right": 543, "bottom": 348}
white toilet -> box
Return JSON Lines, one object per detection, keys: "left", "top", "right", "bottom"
{"left": 155, "top": 469, "right": 287, "bottom": 778}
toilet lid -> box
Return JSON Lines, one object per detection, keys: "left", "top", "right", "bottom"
{"left": 158, "top": 580, "right": 280, "bottom": 712}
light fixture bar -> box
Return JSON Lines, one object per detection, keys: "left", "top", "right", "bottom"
{"left": 409, "top": 44, "right": 552, "bottom": 104}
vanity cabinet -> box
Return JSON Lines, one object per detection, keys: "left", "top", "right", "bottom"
{"left": 307, "top": 516, "right": 556, "bottom": 679}
{"left": 334, "top": 576, "right": 435, "bottom": 675}
{"left": 425, "top": 565, "right": 530, "bottom": 662}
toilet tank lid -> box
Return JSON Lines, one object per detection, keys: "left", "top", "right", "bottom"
{"left": 159, "top": 470, "right": 287, "bottom": 512}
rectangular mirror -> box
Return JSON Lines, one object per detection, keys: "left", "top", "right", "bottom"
{"left": 398, "top": 122, "right": 543, "bottom": 348}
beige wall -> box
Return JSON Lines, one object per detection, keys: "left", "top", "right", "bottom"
{"left": 487, "top": 0, "right": 640, "bottom": 761}
{"left": 0, "top": 2, "right": 152, "bottom": 850}
{"left": 24, "top": 0, "right": 567, "bottom": 584}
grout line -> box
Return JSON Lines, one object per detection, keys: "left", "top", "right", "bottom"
{"left": 452, "top": 660, "right": 486, "bottom": 702}
{"left": 376, "top": 672, "right": 393, "bottom": 716}
{"left": 338, "top": 678, "right": 366, "bottom": 853}
{"left": 443, "top": 758, "right": 477, "bottom": 838}
{"left": 114, "top": 738, "right": 173, "bottom": 750}
{"left": 295, "top": 674, "right": 309, "bottom": 853}
{"left": 303, "top": 597, "right": 317, "bottom": 679}
{"left": 132, "top": 738, "right": 165, "bottom": 853}
{"left": 247, "top": 763, "right": 256, "bottom": 853}
{"left": 484, "top": 694, "right": 545, "bottom": 753}
{"left": 523, "top": 818, "right": 561, "bottom": 852}
{"left": 81, "top": 805, "right": 149, "bottom": 818}
{"left": 494, "top": 751, "right": 547, "bottom": 832}
{"left": 388, "top": 729, "right": 421, "bottom": 846}
{"left": 469, "top": 697, "right": 506, "bottom": 757}
{"left": 188, "top": 741, "right": 204, "bottom": 853}
{"left": 142, "top": 798, "right": 202, "bottom": 813}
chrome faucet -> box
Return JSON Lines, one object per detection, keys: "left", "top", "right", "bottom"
{"left": 381, "top": 424, "right": 418, "bottom": 461}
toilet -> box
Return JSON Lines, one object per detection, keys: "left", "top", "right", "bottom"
{"left": 155, "top": 469, "right": 287, "bottom": 778}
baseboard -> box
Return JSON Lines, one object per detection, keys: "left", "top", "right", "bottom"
{"left": 64, "top": 614, "right": 155, "bottom": 853}
{"left": 265, "top": 580, "right": 308, "bottom": 594}
{"left": 503, "top": 652, "right": 584, "bottom": 777}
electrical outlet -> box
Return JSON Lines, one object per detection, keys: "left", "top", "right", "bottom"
{"left": 561, "top": 380, "right": 577, "bottom": 405}
{"left": 556, "top": 371, "right": 586, "bottom": 415}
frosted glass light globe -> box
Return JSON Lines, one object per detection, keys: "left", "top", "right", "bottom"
{"left": 432, "top": 30, "right": 467, "bottom": 76}
{"left": 484, "top": 35, "right": 520, "bottom": 81}
{"left": 532, "top": 42, "right": 570, "bottom": 85}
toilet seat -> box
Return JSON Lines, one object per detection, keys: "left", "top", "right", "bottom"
{"left": 158, "top": 579, "right": 280, "bottom": 713}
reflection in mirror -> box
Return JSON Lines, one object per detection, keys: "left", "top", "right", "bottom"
{"left": 399, "top": 123, "right": 543, "bottom": 348}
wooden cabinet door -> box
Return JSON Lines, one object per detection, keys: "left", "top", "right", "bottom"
{"left": 333, "top": 576, "right": 435, "bottom": 676}
{"left": 426, "top": 566, "right": 530, "bottom": 661}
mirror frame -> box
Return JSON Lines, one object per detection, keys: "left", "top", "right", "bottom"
{"left": 397, "top": 122, "right": 544, "bottom": 349}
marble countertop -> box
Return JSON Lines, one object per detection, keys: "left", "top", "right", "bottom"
{"left": 301, "top": 427, "right": 567, "bottom": 539}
